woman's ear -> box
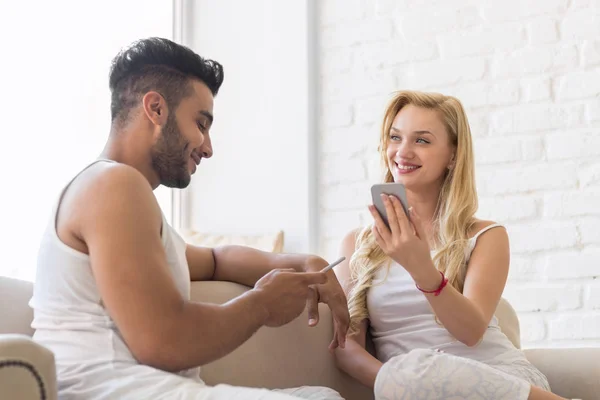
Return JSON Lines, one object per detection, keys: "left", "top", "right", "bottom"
{"left": 448, "top": 154, "right": 456, "bottom": 170}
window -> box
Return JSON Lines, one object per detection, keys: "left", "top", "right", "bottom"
{"left": 0, "top": 0, "right": 174, "bottom": 281}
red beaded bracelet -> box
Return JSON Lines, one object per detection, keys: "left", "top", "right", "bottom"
{"left": 416, "top": 271, "right": 448, "bottom": 296}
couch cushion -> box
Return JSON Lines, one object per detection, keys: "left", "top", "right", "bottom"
{"left": 495, "top": 298, "right": 521, "bottom": 349}
{"left": 0, "top": 277, "right": 34, "bottom": 336}
{"left": 191, "top": 281, "right": 374, "bottom": 400}
{"left": 183, "top": 231, "right": 284, "bottom": 253}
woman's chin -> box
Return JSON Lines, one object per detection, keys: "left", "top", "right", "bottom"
{"left": 393, "top": 176, "right": 429, "bottom": 192}
{"left": 393, "top": 174, "right": 414, "bottom": 186}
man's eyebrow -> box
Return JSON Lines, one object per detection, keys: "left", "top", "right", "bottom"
{"left": 198, "top": 110, "right": 213, "bottom": 124}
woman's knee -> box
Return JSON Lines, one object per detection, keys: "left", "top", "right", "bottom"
{"left": 375, "top": 348, "right": 487, "bottom": 399}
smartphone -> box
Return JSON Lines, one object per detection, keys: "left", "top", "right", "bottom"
{"left": 371, "top": 183, "right": 410, "bottom": 228}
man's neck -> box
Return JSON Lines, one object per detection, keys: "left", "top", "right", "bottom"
{"left": 100, "top": 128, "right": 161, "bottom": 189}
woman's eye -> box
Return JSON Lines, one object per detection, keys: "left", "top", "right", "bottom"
{"left": 197, "top": 122, "right": 207, "bottom": 132}
{"left": 390, "top": 135, "right": 400, "bottom": 141}
{"left": 416, "top": 138, "right": 429, "bottom": 144}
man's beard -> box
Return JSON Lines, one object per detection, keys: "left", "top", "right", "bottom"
{"left": 150, "top": 115, "right": 191, "bottom": 189}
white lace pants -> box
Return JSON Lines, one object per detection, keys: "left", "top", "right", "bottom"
{"left": 375, "top": 349, "right": 551, "bottom": 400}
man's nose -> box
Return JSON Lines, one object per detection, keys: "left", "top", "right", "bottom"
{"left": 200, "top": 134, "right": 213, "bottom": 159}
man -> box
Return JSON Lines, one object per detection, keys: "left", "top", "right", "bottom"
{"left": 30, "top": 37, "right": 348, "bottom": 399}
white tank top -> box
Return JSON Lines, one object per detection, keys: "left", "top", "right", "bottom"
{"left": 367, "top": 224, "right": 523, "bottom": 364}
{"left": 29, "top": 160, "right": 200, "bottom": 380}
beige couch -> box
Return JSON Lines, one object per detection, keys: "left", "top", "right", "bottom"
{"left": 1, "top": 276, "right": 599, "bottom": 400}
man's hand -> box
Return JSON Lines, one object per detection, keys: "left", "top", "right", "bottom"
{"left": 303, "top": 256, "right": 350, "bottom": 352}
{"left": 253, "top": 269, "right": 327, "bottom": 327}
{"left": 196, "top": 245, "right": 350, "bottom": 351}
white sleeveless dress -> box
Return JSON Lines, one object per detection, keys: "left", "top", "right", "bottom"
{"left": 29, "top": 160, "right": 342, "bottom": 400}
{"left": 368, "top": 224, "right": 551, "bottom": 400}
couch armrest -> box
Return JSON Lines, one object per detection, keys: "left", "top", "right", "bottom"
{"left": 524, "top": 347, "right": 600, "bottom": 400}
{"left": 0, "top": 335, "right": 57, "bottom": 400}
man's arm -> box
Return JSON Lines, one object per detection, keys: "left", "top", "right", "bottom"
{"left": 79, "top": 165, "right": 318, "bottom": 372}
{"left": 186, "top": 244, "right": 311, "bottom": 286}
{"left": 186, "top": 244, "right": 350, "bottom": 350}
{"left": 185, "top": 245, "right": 216, "bottom": 281}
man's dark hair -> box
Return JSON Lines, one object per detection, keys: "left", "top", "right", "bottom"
{"left": 108, "top": 37, "right": 224, "bottom": 125}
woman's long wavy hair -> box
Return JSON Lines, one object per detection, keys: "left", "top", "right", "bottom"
{"left": 347, "top": 91, "right": 478, "bottom": 333}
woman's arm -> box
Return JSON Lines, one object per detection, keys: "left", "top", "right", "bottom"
{"left": 411, "top": 221, "right": 510, "bottom": 346}
{"left": 370, "top": 195, "right": 510, "bottom": 346}
{"left": 334, "top": 319, "right": 383, "bottom": 388}
{"left": 333, "top": 230, "right": 383, "bottom": 389}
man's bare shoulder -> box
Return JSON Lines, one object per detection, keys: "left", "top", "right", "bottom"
{"left": 78, "top": 162, "right": 151, "bottom": 195}
{"left": 58, "top": 162, "right": 160, "bottom": 253}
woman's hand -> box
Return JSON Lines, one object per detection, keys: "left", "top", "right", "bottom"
{"left": 368, "top": 194, "right": 435, "bottom": 279}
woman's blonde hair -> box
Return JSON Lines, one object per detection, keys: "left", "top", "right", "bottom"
{"left": 347, "top": 90, "right": 478, "bottom": 333}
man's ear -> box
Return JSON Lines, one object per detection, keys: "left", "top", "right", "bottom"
{"left": 141, "top": 91, "right": 169, "bottom": 126}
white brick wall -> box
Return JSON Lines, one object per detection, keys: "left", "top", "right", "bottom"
{"left": 318, "top": 0, "right": 600, "bottom": 348}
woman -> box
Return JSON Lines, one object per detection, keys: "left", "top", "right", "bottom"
{"left": 333, "top": 91, "right": 567, "bottom": 400}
